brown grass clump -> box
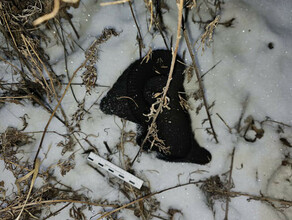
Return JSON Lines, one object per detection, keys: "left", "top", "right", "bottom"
{"left": 1, "top": 127, "right": 34, "bottom": 175}
{"left": 0, "top": 1, "right": 59, "bottom": 100}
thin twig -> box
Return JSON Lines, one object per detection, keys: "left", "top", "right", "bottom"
{"left": 33, "top": 0, "right": 60, "bottom": 26}
{"left": 0, "top": 55, "right": 22, "bottom": 72}
{"left": 22, "top": 35, "right": 70, "bottom": 127}
{"left": 117, "top": 96, "right": 139, "bottom": 108}
{"left": 216, "top": 113, "right": 232, "bottom": 133}
{"left": 15, "top": 159, "right": 40, "bottom": 220}
{"left": 200, "top": 60, "right": 222, "bottom": 79}
{"left": 0, "top": 4, "right": 34, "bottom": 77}
{"left": 128, "top": 1, "right": 144, "bottom": 59}
{"left": 224, "top": 147, "right": 235, "bottom": 220}
{"left": 23, "top": 90, "right": 67, "bottom": 125}
{"left": 144, "top": 1, "right": 169, "bottom": 50}
{"left": 262, "top": 119, "right": 291, "bottom": 128}
{"left": 32, "top": 0, "right": 80, "bottom": 25}
{"left": 155, "top": 20, "right": 170, "bottom": 50}
{"left": 236, "top": 95, "right": 249, "bottom": 132}
{"left": 33, "top": 57, "right": 89, "bottom": 165}
{"left": 209, "top": 189, "right": 292, "bottom": 207}
{"left": 131, "top": 0, "right": 184, "bottom": 165}
{"left": 100, "top": 0, "right": 130, "bottom": 6}
{"left": 98, "top": 180, "right": 204, "bottom": 219}
{"left": 43, "top": 202, "right": 71, "bottom": 220}
{"left": 183, "top": 27, "right": 219, "bottom": 143}
{"left": 0, "top": 95, "right": 32, "bottom": 99}
{"left": 0, "top": 82, "right": 110, "bottom": 87}
{"left": 21, "top": 34, "right": 53, "bottom": 96}
{"left": 58, "top": 20, "right": 79, "bottom": 104}
{"left": 0, "top": 5, "right": 18, "bottom": 49}
{"left": 0, "top": 199, "right": 118, "bottom": 214}
{"left": 21, "top": 34, "right": 57, "bottom": 98}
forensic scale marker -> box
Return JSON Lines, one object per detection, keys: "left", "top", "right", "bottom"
{"left": 87, "top": 152, "right": 143, "bottom": 189}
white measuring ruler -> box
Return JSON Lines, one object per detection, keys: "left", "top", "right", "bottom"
{"left": 87, "top": 152, "right": 143, "bottom": 189}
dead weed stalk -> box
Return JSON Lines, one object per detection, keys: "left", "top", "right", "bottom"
{"left": 183, "top": 23, "right": 219, "bottom": 143}
{"left": 83, "top": 28, "right": 119, "bottom": 94}
{"left": 131, "top": 0, "right": 184, "bottom": 165}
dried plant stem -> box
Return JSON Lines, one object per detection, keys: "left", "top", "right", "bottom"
{"left": 156, "top": 21, "right": 169, "bottom": 50}
{"left": 21, "top": 34, "right": 57, "bottom": 98}
{"left": 26, "top": 92, "right": 67, "bottom": 125}
{"left": 0, "top": 4, "right": 33, "bottom": 76}
{"left": 33, "top": 0, "right": 60, "bottom": 26}
{"left": 211, "top": 189, "right": 292, "bottom": 207}
{"left": 183, "top": 28, "right": 219, "bottom": 143}
{"left": 100, "top": 0, "right": 130, "bottom": 6}
{"left": 128, "top": 1, "right": 144, "bottom": 59}
{"left": 21, "top": 34, "right": 53, "bottom": 96}
{"left": 224, "top": 147, "right": 235, "bottom": 220}
{"left": 98, "top": 178, "right": 292, "bottom": 219}
{"left": 0, "top": 4, "right": 18, "bottom": 49}
{"left": 0, "top": 199, "right": 118, "bottom": 214}
{"left": 262, "top": 119, "right": 291, "bottom": 128}
{"left": 0, "top": 82, "right": 109, "bottom": 87}
{"left": 144, "top": 1, "right": 169, "bottom": 50}
{"left": 58, "top": 21, "right": 79, "bottom": 104}
{"left": 0, "top": 56, "right": 22, "bottom": 72}
{"left": 43, "top": 203, "right": 71, "bottom": 220}
{"left": 33, "top": 0, "right": 80, "bottom": 26}
{"left": 98, "top": 180, "right": 203, "bottom": 219}
{"left": 0, "top": 96, "right": 32, "bottom": 99}
{"left": 117, "top": 96, "right": 139, "bottom": 107}
{"left": 131, "top": 0, "right": 184, "bottom": 165}
{"left": 1, "top": 178, "right": 291, "bottom": 217}
{"left": 147, "top": 0, "right": 154, "bottom": 30}
{"left": 16, "top": 159, "right": 40, "bottom": 220}
{"left": 33, "top": 57, "right": 90, "bottom": 165}
{"left": 216, "top": 113, "right": 232, "bottom": 133}
{"left": 201, "top": 60, "right": 222, "bottom": 79}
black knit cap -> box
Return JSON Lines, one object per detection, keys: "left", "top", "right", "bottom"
{"left": 100, "top": 50, "right": 212, "bottom": 164}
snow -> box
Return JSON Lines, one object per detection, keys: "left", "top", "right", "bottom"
{"left": 1, "top": 0, "right": 292, "bottom": 219}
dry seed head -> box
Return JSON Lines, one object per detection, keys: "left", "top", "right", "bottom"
{"left": 199, "top": 16, "right": 220, "bottom": 52}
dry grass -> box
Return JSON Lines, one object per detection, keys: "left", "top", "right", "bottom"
{"left": 83, "top": 28, "right": 119, "bottom": 94}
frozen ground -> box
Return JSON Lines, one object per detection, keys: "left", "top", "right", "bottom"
{"left": 0, "top": 0, "right": 292, "bottom": 219}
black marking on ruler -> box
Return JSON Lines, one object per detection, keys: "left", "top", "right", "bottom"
{"left": 108, "top": 168, "right": 114, "bottom": 173}
{"left": 98, "top": 163, "right": 104, "bottom": 167}
{"left": 129, "top": 180, "right": 135, "bottom": 185}
{"left": 119, "top": 174, "right": 124, "bottom": 179}
{"left": 88, "top": 157, "right": 93, "bottom": 161}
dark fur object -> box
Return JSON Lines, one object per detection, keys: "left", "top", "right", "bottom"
{"left": 100, "top": 50, "right": 211, "bottom": 164}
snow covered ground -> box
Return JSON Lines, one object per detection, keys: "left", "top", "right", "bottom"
{"left": 0, "top": 0, "right": 292, "bottom": 219}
